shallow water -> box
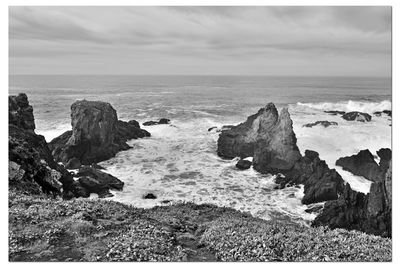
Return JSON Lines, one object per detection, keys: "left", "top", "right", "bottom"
{"left": 9, "top": 75, "right": 392, "bottom": 224}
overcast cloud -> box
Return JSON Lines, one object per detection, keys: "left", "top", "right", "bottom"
{"left": 9, "top": 6, "right": 391, "bottom": 76}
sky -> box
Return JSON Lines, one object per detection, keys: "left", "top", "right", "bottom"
{"left": 9, "top": 6, "right": 391, "bottom": 76}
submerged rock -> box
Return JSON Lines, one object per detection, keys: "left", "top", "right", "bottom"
{"left": 313, "top": 152, "right": 392, "bottom": 237}
{"left": 218, "top": 103, "right": 301, "bottom": 174}
{"left": 235, "top": 159, "right": 252, "bottom": 170}
{"left": 49, "top": 100, "right": 150, "bottom": 167}
{"left": 342, "top": 111, "right": 372, "bottom": 122}
{"left": 143, "top": 193, "right": 157, "bottom": 199}
{"left": 336, "top": 149, "right": 382, "bottom": 182}
{"left": 143, "top": 118, "right": 171, "bottom": 126}
{"left": 303, "top": 121, "right": 338, "bottom": 128}
{"left": 324, "top": 110, "right": 346, "bottom": 115}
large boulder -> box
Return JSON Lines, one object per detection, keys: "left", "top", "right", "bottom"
{"left": 253, "top": 107, "right": 302, "bottom": 173}
{"left": 342, "top": 111, "right": 372, "bottom": 122}
{"left": 313, "top": 149, "right": 392, "bottom": 237}
{"left": 74, "top": 166, "right": 124, "bottom": 198}
{"left": 336, "top": 149, "right": 382, "bottom": 182}
{"left": 8, "top": 94, "right": 74, "bottom": 196}
{"left": 275, "top": 150, "right": 345, "bottom": 204}
{"left": 49, "top": 100, "right": 150, "bottom": 167}
{"left": 218, "top": 103, "right": 301, "bottom": 174}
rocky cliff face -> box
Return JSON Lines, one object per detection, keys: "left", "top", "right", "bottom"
{"left": 49, "top": 100, "right": 150, "bottom": 167}
{"left": 9, "top": 93, "right": 35, "bottom": 131}
{"left": 218, "top": 103, "right": 301, "bottom": 173}
{"left": 8, "top": 94, "right": 74, "bottom": 196}
{"left": 313, "top": 149, "right": 392, "bottom": 237}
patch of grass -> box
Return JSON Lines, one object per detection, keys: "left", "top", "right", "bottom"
{"left": 8, "top": 188, "right": 391, "bottom": 262}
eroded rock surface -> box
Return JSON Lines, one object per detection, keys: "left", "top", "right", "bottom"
{"left": 49, "top": 100, "right": 150, "bottom": 167}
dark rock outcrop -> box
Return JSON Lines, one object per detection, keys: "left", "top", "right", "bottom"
{"left": 235, "top": 159, "right": 252, "bottom": 170}
{"left": 324, "top": 110, "right": 346, "bottom": 115}
{"left": 49, "top": 100, "right": 150, "bottom": 167}
{"left": 76, "top": 166, "right": 124, "bottom": 190}
{"left": 342, "top": 112, "right": 372, "bottom": 122}
{"left": 9, "top": 93, "right": 35, "bottom": 132}
{"left": 336, "top": 149, "right": 382, "bottom": 182}
{"left": 9, "top": 94, "right": 74, "bottom": 197}
{"left": 373, "top": 110, "right": 392, "bottom": 117}
{"left": 218, "top": 103, "right": 301, "bottom": 175}
{"left": 303, "top": 121, "right": 338, "bottom": 128}
{"left": 313, "top": 149, "right": 392, "bottom": 237}
{"left": 73, "top": 166, "right": 124, "bottom": 198}
{"left": 143, "top": 118, "right": 171, "bottom": 126}
{"left": 275, "top": 150, "right": 345, "bottom": 204}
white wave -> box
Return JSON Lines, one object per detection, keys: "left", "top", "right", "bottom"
{"left": 297, "top": 100, "right": 391, "bottom": 114}
{"left": 101, "top": 118, "right": 315, "bottom": 223}
{"left": 291, "top": 104, "right": 391, "bottom": 194}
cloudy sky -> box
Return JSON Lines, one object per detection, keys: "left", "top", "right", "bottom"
{"left": 9, "top": 6, "right": 391, "bottom": 76}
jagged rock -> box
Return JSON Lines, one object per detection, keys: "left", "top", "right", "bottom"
{"left": 76, "top": 166, "right": 124, "bottom": 190}
{"left": 324, "top": 110, "right": 346, "bottom": 115}
{"left": 342, "top": 111, "right": 372, "bottom": 122}
{"left": 313, "top": 150, "right": 392, "bottom": 237}
{"left": 218, "top": 103, "right": 301, "bottom": 175}
{"left": 49, "top": 100, "right": 150, "bottom": 166}
{"left": 336, "top": 149, "right": 382, "bottom": 182}
{"left": 8, "top": 115, "right": 73, "bottom": 195}
{"left": 253, "top": 107, "right": 302, "bottom": 173}
{"left": 236, "top": 159, "right": 252, "bottom": 170}
{"left": 377, "top": 148, "right": 392, "bottom": 171}
{"left": 275, "top": 150, "right": 344, "bottom": 204}
{"left": 303, "top": 121, "right": 338, "bottom": 128}
{"left": 143, "top": 118, "right": 171, "bottom": 126}
{"left": 9, "top": 93, "right": 35, "bottom": 132}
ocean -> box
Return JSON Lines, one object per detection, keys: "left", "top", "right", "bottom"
{"left": 9, "top": 75, "right": 392, "bottom": 224}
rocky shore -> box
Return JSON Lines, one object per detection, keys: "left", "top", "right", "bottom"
{"left": 217, "top": 102, "right": 391, "bottom": 237}
{"left": 8, "top": 93, "right": 392, "bottom": 261}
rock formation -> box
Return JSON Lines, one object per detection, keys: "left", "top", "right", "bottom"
{"left": 73, "top": 166, "right": 124, "bottom": 198}
{"left": 143, "top": 118, "right": 171, "bottom": 126}
{"left": 218, "top": 103, "right": 301, "bottom": 174}
{"left": 275, "top": 150, "right": 345, "bottom": 204}
{"left": 49, "top": 100, "right": 150, "bottom": 167}
{"left": 217, "top": 103, "right": 344, "bottom": 204}
{"left": 342, "top": 111, "right": 372, "bottom": 122}
{"left": 324, "top": 110, "right": 346, "bottom": 115}
{"left": 236, "top": 159, "right": 252, "bottom": 170}
{"left": 8, "top": 94, "right": 74, "bottom": 197}
{"left": 303, "top": 121, "right": 338, "bottom": 128}
{"left": 336, "top": 149, "right": 382, "bottom": 182}
{"left": 313, "top": 149, "right": 392, "bottom": 237}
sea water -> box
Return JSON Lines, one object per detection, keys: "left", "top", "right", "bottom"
{"left": 9, "top": 75, "right": 391, "bottom": 224}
